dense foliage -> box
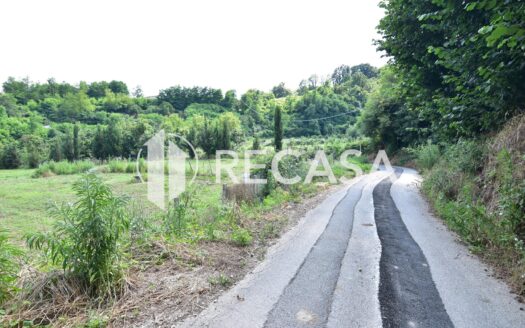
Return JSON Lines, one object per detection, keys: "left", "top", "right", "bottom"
{"left": 360, "top": 0, "right": 525, "bottom": 146}
{"left": 364, "top": 0, "right": 525, "bottom": 295}
{"left": 0, "top": 64, "right": 377, "bottom": 169}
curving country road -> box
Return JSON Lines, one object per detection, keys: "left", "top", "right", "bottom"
{"left": 179, "top": 169, "right": 525, "bottom": 328}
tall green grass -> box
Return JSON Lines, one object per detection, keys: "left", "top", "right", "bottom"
{"left": 32, "top": 160, "right": 95, "bottom": 178}
{"left": 108, "top": 159, "right": 146, "bottom": 174}
{"left": 415, "top": 142, "right": 441, "bottom": 171}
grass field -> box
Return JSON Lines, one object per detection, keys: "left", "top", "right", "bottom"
{"left": 0, "top": 159, "right": 240, "bottom": 243}
{"left": 1, "top": 155, "right": 368, "bottom": 244}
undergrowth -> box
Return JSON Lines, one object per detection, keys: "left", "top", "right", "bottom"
{"left": 417, "top": 129, "right": 525, "bottom": 295}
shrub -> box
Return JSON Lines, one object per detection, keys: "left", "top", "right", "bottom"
{"left": 231, "top": 228, "right": 253, "bottom": 246}
{"left": 415, "top": 142, "right": 440, "bottom": 171}
{"left": 495, "top": 150, "right": 525, "bottom": 241}
{"left": 0, "top": 230, "right": 22, "bottom": 304}
{"left": 32, "top": 160, "right": 95, "bottom": 177}
{"left": 164, "top": 190, "right": 195, "bottom": 238}
{"left": 208, "top": 273, "right": 232, "bottom": 287}
{"left": 0, "top": 143, "right": 21, "bottom": 169}
{"left": 443, "top": 140, "right": 485, "bottom": 174}
{"left": 27, "top": 174, "right": 129, "bottom": 297}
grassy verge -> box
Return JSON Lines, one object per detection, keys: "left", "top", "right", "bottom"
{"left": 413, "top": 116, "right": 525, "bottom": 297}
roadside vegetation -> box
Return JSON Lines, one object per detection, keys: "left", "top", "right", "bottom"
{"left": 0, "top": 59, "right": 374, "bottom": 326}
{"left": 414, "top": 117, "right": 525, "bottom": 296}
{"left": 0, "top": 143, "right": 369, "bottom": 326}
{"left": 358, "top": 0, "right": 525, "bottom": 298}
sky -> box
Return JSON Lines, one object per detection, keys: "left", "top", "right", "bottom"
{"left": 0, "top": 0, "right": 387, "bottom": 96}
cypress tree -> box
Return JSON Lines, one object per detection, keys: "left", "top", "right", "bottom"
{"left": 274, "top": 106, "right": 283, "bottom": 151}
{"left": 252, "top": 136, "right": 260, "bottom": 150}
{"left": 73, "top": 124, "right": 80, "bottom": 160}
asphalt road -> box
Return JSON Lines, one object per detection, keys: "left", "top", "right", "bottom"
{"left": 179, "top": 169, "right": 525, "bottom": 328}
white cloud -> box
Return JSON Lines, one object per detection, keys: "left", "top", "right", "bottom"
{"left": 0, "top": 0, "right": 386, "bottom": 96}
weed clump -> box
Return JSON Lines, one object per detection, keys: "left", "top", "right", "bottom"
{"left": 26, "top": 174, "right": 130, "bottom": 298}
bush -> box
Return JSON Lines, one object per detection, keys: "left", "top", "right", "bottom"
{"left": 0, "top": 230, "right": 22, "bottom": 304}
{"left": 108, "top": 160, "right": 127, "bottom": 173}
{"left": 32, "top": 160, "right": 95, "bottom": 177}
{"left": 231, "top": 228, "right": 253, "bottom": 246}
{"left": 164, "top": 190, "right": 195, "bottom": 238}
{"left": 443, "top": 140, "right": 484, "bottom": 174}
{"left": 27, "top": 174, "right": 129, "bottom": 297}
{"left": 415, "top": 142, "right": 440, "bottom": 171}
{"left": 0, "top": 143, "right": 21, "bottom": 169}
{"left": 421, "top": 136, "right": 525, "bottom": 295}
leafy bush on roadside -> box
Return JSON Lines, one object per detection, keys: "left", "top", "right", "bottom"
{"left": 0, "top": 230, "right": 22, "bottom": 304}
{"left": 26, "top": 174, "right": 129, "bottom": 297}
{"left": 415, "top": 142, "right": 440, "bottom": 171}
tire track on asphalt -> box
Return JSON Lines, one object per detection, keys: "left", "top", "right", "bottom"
{"left": 373, "top": 173, "right": 454, "bottom": 328}
{"left": 264, "top": 178, "right": 368, "bottom": 328}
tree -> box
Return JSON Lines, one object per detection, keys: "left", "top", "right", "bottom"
{"left": 221, "top": 90, "right": 238, "bottom": 109}
{"left": 0, "top": 142, "right": 21, "bottom": 169}
{"left": 350, "top": 64, "right": 379, "bottom": 79}
{"left": 199, "top": 119, "right": 216, "bottom": 157}
{"left": 49, "top": 137, "right": 63, "bottom": 162}
{"left": 274, "top": 105, "right": 283, "bottom": 151}
{"left": 87, "top": 81, "right": 110, "bottom": 98}
{"left": 57, "top": 91, "right": 95, "bottom": 122}
{"left": 108, "top": 80, "right": 129, "bottom": 95}
{"left": 104, "top": 118, "right": 123, "bottom": 158}
{"left": 376, "top": 0, "right": 525, "bottom": 139}
{"left": 20, "top": 134, "right": 47, "bottom": 168}
{"left": 132, "top": 86, "right": 144, "bottom": 98}
{"left": 359, "top": 66, "right": 428, "bottom": 152}
{"left": 272, "top": 83, "right": 292, "bottom": 98}
{"left": 158, "top": 86, "right": 223, "bottom": 112}
{"left": 2, "top": 77, "right": 31, "bottom": 104}
{"left": 73, "top": 124, "right": 80, "bottom": 160}
{"left": 219, "top": 119, "right": 231, "bottom": 150}
{"left": 63, "top": 129, "right": 75, "bottom": 162}
{"left": 331, "top": 65, "right": 352, "bottom": 85}
{"left": 92, "top": 125, "right": 106, "bottom": 160}
{"left": 252, "top": 136, "right": 260, "bottom": 150}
